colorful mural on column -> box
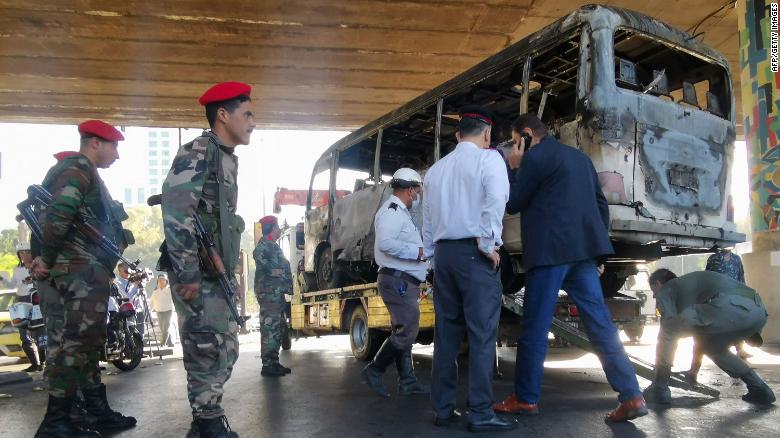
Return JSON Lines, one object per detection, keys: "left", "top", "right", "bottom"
{"left": 738, "top": 0, "right": 780, "bottom": 233}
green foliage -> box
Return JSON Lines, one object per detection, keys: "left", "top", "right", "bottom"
{"left": 121, "top": 206, "right": 164, "bottom": 272}
{"left": 0, "top": 228, "right": 19, "bottom": 253}
{"left": 0, "top": 253, "right": 19, "bottom": 282}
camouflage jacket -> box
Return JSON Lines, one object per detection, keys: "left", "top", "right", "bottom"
{"left": 253, "top": 238, "right": 292, "bottom": 293}
{"left": 161, "top": 131, "right": 244, "bottom": 286}
{"left": 39, "top": 153, "right": 127, "bottom": 270}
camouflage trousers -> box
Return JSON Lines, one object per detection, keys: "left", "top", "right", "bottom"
{"left": 37, "top": 279, "right": 63, "bottom": 369}
{"left": 174, "top": 278, "right": 240, "bottom": 420}
{"left": 42, "top": 263, "right": 110, "bottom": 397}
{"left": 255, "top": 286, "right": 284, "bottom": 367}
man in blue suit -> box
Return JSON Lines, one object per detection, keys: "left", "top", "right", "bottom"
{"left": 493, "top": 114, "right": 646, "bottom": 422}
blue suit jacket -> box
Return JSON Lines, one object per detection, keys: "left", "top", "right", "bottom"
{"left": 506, "top": 136, "right": 613, "bottom": 270}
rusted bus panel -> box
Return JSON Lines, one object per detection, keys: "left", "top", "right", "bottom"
{"left": 331, "top": 184, "right": 389, "bottom": 261}
{"left": 303, "top": 205, "right": 328, "bottom": 273}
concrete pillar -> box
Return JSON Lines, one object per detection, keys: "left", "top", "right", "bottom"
{"left": 737, "top": 0, "right": 780, "bottom": 343}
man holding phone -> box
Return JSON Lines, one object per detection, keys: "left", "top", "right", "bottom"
{"left": 493, "top": 114, "right": 646, "bottom": 422}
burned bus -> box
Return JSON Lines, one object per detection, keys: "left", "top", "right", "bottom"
{"left": 301, "top": 4, "right": 743, "bottom": 299}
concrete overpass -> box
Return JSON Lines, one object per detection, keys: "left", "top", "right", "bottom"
{"left": 0, "top": 0, "right": 740, "bottom": 130}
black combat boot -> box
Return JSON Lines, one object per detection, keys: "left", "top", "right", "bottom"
{"left": 741, "top": 369, "right": 776, "bottom": 405}
{"left": 196, "top": 416, "right": 238, "bottom": 438}
{"left": 361, "top": 338, "right": 398, "bottom": 398}
{"left": 70, "top": 391, "right": 88, "bottom": 425}
{"left": 35, "top": 395, "right": 101, "bottom": 438}
{"left": 82, "top": 384, "right": 137, "bottom": 432}
{"left": 642, "top": 364, "right": 672, "bottom": 404}
{"left": 395, "top": 348, "right": 430, "bottom": 396}
{"left": 261, "top": 362, "right": 288, "bottom": 377}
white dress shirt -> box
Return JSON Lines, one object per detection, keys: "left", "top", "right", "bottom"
{"left": 422, "top": 141, "right": 509, "bottom": 257}
{"left": 374, "top": 194, "right": 429, "bottom": 282}
{"left": 150, "top": 285, "right": 174, "bottom": 313}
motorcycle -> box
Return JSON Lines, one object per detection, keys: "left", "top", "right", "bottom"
{"left": 104, "top": 284, "right": 144, "bottom": 371}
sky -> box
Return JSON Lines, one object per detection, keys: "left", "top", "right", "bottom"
{"left": 0, "top": 123, "right": 350, "bottom": 231}
{"left": 0, "top": 122, "right": 751, "bottom": 234}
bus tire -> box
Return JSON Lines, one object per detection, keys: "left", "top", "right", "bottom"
{"left": 316, "top": 247, "right": 344, "bottom": 290}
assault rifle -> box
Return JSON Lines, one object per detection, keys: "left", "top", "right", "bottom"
{"left": 147, "top": 194, "right": 246, "bottom": 328}
{"left": 17, "top": 184, "right": 139, "bottom": 269}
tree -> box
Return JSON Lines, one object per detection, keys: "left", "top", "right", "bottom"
{"left": 0, "top": 228, "right": 19, "bottom": 254}
{"left": 120, "top": 206, "right": 164, "bottom": 271}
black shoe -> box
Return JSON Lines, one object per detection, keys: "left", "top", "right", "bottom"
{"left": 467, "top": 415, "right": 518, "bottom": 433}
{"left": 23, "top": 364, "right": 43, "bottom": 373}
{"left": 434, "top": 409, "right": 462, "bottom": 428}
{"left": 35, "top": 395, "right": 102, "bottom": 438}
{"left": 261, "top": 363, "right": 287, "bottom": 378}
{"left": 196, "top": 416, "right": 238, "bottom": 438}
{"left": 82, "top": 384, "right": 137, "bottom": 432}
{"left": 277, "top": 363, "right": 292, "bottom": 374}
{"left": 186, "top": 420, "right": 200, "bottom": 438}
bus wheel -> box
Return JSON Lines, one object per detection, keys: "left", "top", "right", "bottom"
{"left": 348, "top": 306, "right": 383, "bottom": 361}
{"left": 316, "top": 247, "right": 343, "bottom": 290}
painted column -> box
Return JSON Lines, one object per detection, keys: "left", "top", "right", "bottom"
{"left": 738, "top": 0, "right": 780, "bottom": 343}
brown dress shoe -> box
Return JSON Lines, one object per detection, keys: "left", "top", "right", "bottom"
{"left": 492, "top": 394, "right": 539, "bottom": 415}
{"left": 605, "top": 395, "right": 648, "bottom": 422}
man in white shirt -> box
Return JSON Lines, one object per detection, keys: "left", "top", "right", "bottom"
{"left": 422, "top": 105, "right": 514, "bottom": 432}
{"left": 363, "top": 168, "right": 430, "bottom": 398}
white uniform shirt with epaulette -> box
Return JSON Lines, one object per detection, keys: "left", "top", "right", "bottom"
{"left": 374, "top": 195, "right": 429, "bottom": 282}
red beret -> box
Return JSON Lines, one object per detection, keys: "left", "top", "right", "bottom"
{"left": 53, "top": 151, "right": 79, "bottom": 161}
{"left": 199, "top": 82, "right": 252, "bottom": 106}
{"left": 259, "top": 215, "right": 278, "bottom": 226}
{"left": 78, "top": 120, "right": 124, "bottom": 142}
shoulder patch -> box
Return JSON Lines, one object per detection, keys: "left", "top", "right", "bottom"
{"left": 388, "top": 202, "right": 398, "bottom": 210}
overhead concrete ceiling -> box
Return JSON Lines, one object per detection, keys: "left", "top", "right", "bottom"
{"left": 0, "top": 0, "right": 740, "bottom": 130}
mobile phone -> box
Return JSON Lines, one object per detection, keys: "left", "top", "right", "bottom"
{"left": 520, "top": 133, "right": 532, "bottom": 149}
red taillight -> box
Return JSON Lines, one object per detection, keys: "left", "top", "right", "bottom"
{"left": 568, "top": 304, "right": 579, "bottom": 317}
{"left": 119, "top": 302, "right": 136, "bottom": 317}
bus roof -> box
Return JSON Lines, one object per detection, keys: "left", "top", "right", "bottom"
{"left": 311, "top": 4, "right": 731, "bottom": 174}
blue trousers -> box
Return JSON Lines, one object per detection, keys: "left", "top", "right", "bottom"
{"left": 515, "top": 260, "right": 641, "bottom": 403}
{"left": 431, "top": 240, "right": 501, "bottom": 422}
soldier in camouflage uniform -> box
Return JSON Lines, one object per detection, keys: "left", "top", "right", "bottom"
{"left": 159, "top": 82, "right": 254, "bottom": 438}
{"left": 253, "top": 216, "right": 292, "bottom": 377}
{"left": 30, "top": 121, "right": 136, "bottom": 438}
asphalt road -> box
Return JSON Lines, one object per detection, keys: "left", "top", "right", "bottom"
{"left": 0, "top": 325, "right": 778, "bottom": 437}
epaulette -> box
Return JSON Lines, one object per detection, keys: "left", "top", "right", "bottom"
{"left": 389, "top": 203, "right": 398, "bottom": 210}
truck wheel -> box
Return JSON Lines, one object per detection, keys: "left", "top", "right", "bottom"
{"left": 348, "top": 306, "right": 383, "bottom": 361}
{"left": 316, "top": 247, "right": 343, "bottom": 290}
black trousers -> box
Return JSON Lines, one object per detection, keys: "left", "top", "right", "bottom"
{"left": 431, "top": 240, "right": 501, "bottom": 422}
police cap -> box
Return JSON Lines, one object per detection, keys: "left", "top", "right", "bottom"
{"left": 458, "top": 105, "right": 495, "bottom": 126}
